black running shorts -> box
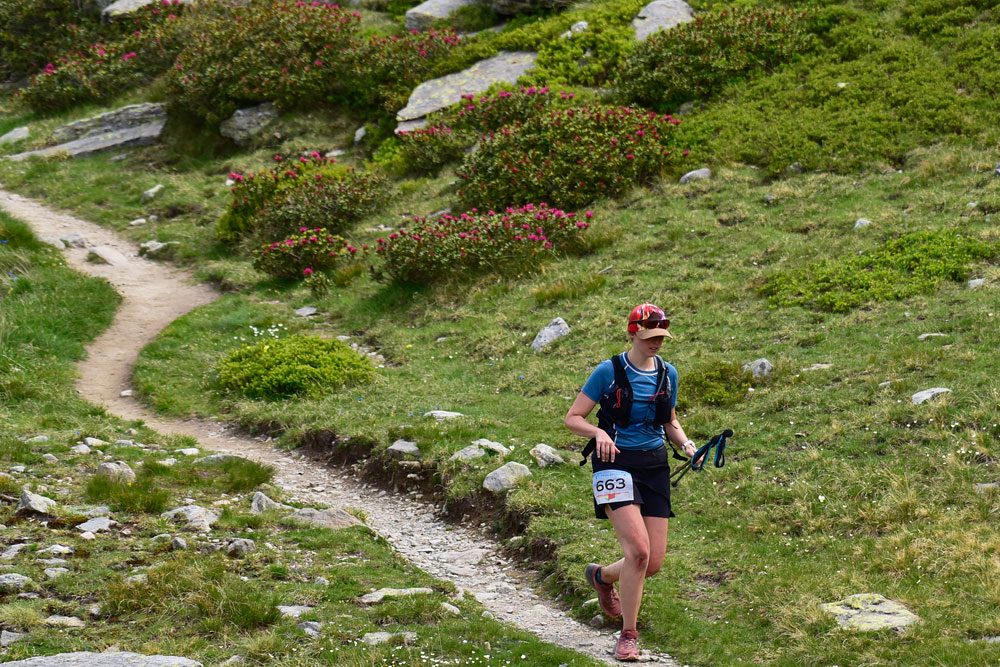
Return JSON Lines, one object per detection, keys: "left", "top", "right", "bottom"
{"left": 591, "top": 445, "right": 674, "bottom": 520}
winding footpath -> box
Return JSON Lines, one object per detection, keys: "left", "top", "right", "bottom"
{"left": 0, "top": 189, "right": 679, "bottom": 666}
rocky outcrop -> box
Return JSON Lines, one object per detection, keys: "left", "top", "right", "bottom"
{"left": 405, "top": 0, "right": 481, "bottom": 31}
{"left": 632, "top": 0, "right": 695, "bottom": 41}
{"left": 8, "top": 104, "right": 166, "bottom": 162}
{"left": 219, "top": 102, "right": 278, "bottom": 146}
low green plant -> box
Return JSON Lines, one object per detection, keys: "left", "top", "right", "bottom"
{"left": 217, "top": 334, "right": 375, "bottom": 399}
{"left": 84, "top": 474, "right": 172, "bottom": 514}
{"left": 896, "top": 0, "right": 996, "bottom": 40}
{"left": 165, "top": 0, "right": 361, "bottom": 123}
{"left": 458, "top": 105, "right": 683, "bottom": 210}
{"left": 444, "top": 4, "right": 501, "bottom": 32}
{"left": 533, "top": 274, "right": 607, "bottom": 305}
{"left": 616, "top": 7, "right": 814, "bottom": 111}
{"left": 680, "top": 359, "right": 755, "bottom": 408}
{"left": 762, "top": 230, "right": 996, "bottom": 312}
{"left": 200, "top": 456, "right": 275, "bottom": 493}
{"left": 373, "top": 203, "right": 591, "bottom": 284}
{"left": 396, "top": 125, "right": 473, "bottom": 175}
{"left": 251, "top": 227, "right": 360, "bottom": 281}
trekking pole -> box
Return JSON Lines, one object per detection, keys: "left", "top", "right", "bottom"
{"left": 669, "top": 429, "right": 733, "bottom": 488}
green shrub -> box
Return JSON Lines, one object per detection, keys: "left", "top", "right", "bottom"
{"left": 336, "top": 29, "right": 462, "bottom": 114}
{"left": 84, "top": 475, "right": 172, "bottom": 514}
{"left": 251, "top": 227, "right": 360, "bottom": 281}
{"left": 896, "top": 0, "right": 998, "bottom": 40}
{"left": 680, "top": 40, "right": 978, "bottom": 176}
{"left": 681, "top": 360, "right": 754, "bottom": 408}
{"left": 250, "top": 170, "right": 389, "bottom": 241}
{"left": 616, "top": 7, "right": 814, "bottom": 111}
{"left": 217, "top": 335, "right": 375, "bottom": 399}
{"left": 166, "top": 1, "right": 361, "bottom": 123}
{"left": 951, "top": 24, "right": 1000, "bottom": 95}
{"left": 458, "top": 105, "right": 683, "bottom": 210}
{"left": 199, "top": 457, "right": 275, "bottom": 493}
{"left": 0, "top": 0, "right": 107, "bottom": 78}
{"left": 20, "top": 3, "right": 190, "bottom": 113}
{"left": 397, "top": 125, "right": 473, "bottom": 175}
{"left": 373, "top": 204, "right": 591, "bottom": 284}
{"left": 761, "top": 231, "right": 997, "bottom": 313}
{"left": 533, "top": 21, "right": 637, "bottom": 87}
{"left": 441, "top": 85, "right": 566, "bottom": 133}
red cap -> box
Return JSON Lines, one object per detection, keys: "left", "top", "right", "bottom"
{"left": 627, "top": 303, "right": 672, "bottom": 339}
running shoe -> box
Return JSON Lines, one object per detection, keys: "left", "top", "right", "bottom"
{"left": 614, "top": 629, "right": 640, "bottom": 662}
{"left": 585, "top": 563, "right": 621, "bottom": 618}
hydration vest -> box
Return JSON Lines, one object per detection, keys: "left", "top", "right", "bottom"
{"left": 579, "top": 354, "right": 673, "bottom": 465}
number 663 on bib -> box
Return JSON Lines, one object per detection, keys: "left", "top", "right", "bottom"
{"left": 592, "top": 469, "right": 635, "bottom": 505}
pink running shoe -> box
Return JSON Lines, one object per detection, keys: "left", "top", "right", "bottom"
{"left": 614, "top": 629, "right": 640, "bottom": 662}
{"left": 585, "top": 563, "right": 621, "bottom": 618}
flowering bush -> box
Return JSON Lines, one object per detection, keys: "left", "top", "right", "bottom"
{"left": 252, "top": 169, "right": 389, "bottom": 239}
{"left": 0, "top": 0, "right": 109, "bottom": 79}
{"left": 441, "top": 86, "right": 567, "bottom": 133}
{"left": 396, "top": 125, "right": 473, "bottom": 175}
{"left": 167, "top": 1, "right": 361, "bottom": 123}
{"left": 616, "top": 7, "right": 814, "bottom": 111}
{"left": 252, "top": 227, "right": 360, "bottom": 280}
{"left": 217, "top": 334, "right": 375, "bottom": 400}
{"left": 458, "top": 105, "right": 683, "bottom": 210}
{"left": 20, "top": 2, "right": 188, "bottom": 113}
{"left": 335, "top": 29, "right": 462, "bottom": 113}
{"left": 374, "top": 204, "right": 591, "bottom": 284}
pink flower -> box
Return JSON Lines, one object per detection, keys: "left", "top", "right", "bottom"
{"left": 43, "top": 63, "right": 57, "bottom": 74}
{"left": 585, "top": 211, "right": 594, "bottom": 219}
{"left": 122, "top": 52, "right": 137, "bottom": 61}
{"left": 303, "top": 267, "right": 314, "bottom": 276}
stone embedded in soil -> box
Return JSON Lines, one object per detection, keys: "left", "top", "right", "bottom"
{"left": 911, "top": 387, "right": 951, "bottom": 405}
{"left": 405, "top": 0, "right": 480, "bottom": 31}
{"left": 226, "top": 538, "right": 256, "bottom": 557}
{"left": 42, "top": 453, "right": 59, "bottom": 463}
{"left": 139, "top": 240, "right": 180, "bottom": 259}
{"left": 87, "top": 245, "right": 128, "bottom": 266}
{"left": 1, "top": 630, "right": 26, "bottom": 647}
{"left": 918, "top": 332, "right": 947, "bottom": 341}
{"left": 250, "top": 491, "right": 291, "bottom": 514}
{"left": 59, "top": 233, "right": 88, "bottom": 248}
{"left": 450, "top": 444, "right": 486, "bottom": 462}
{"left": 802, "top": 363, "right": 832, "bottom": 372}
{"left": 0, "top": 127, "right": 28, "bottom": 144}
{"left": 40, "top": 544, "right": 73, "bottom": 556}
{"left": 0, "top": 573, "right": 34, "bottom": 593}
{"left": 44, "top": 615, "right": 86, "bottom": 628}
{"left": 854, "top": 218, "right": 872, "bottom": 229}
{"left": 194, "top": 453, "right": 233, "bottom": 465}
{"left": 76, "top": 517, "right": 116, "bottom": 533}
{"left": 968, "top": 278, "right": 985, "bottom": 289}
{"left": 103, "top": 0, "right": 195, "bottom": 17}
{"left": 472, "top": 439, "right": 509, "bottom": 455}
{"left": 530, "top": 443, "right": 565, "bottom": 467}
{"left": 45, "top": 567, "right": 69, "bottom": 579}
{"left": 424, "top": 410, "right": 464, "bottom": 421}
{"left": 277, "top": 605, "right": 313, "bottom": 619}
{"left": 294, "top": 306, "right": 317, "bottom": 317}
{"left": 16, "top": 488, "right": 57, "bottom": 515}
{"left": 531, "top": 317, "right": 570, "bottom": 351}
{"left": 24, "top": 435, "right": 49, "bottom": 443}
{"left": 142, "top": 184, "right": 164, "bottom": 202}
{"left": 679, "top": 167, "right": 712, "bottom": 184}
{"left": 1, "top": 652, "right": 202, "bottom": 666}
{"left": 387, "top": 439, "right": 421, "bottom": 459}
{"left": 633, "top": 0, "right": 695, "bottom": 41}
{"left": 83, "top": 437, "right": 107, "bottom": 447}
{"left": 176, "top": 448, "right": 199, "bottom": 456}
{"left": 743, "top": 357, "right": 773, "bottom": 378}
{"left": 974, "top": 483, "right": 998, "bottom": 493}
{"left": 298, "top": 621, "right": 323, "bottom": 637}
{"left": 291, "top": 507, "right": 360, "bottom": 530}
{"left": 360, "top": 631, "right": 418, "bottom": 646}
{"left": 96, "top": 461, "right": 136, "bottom": 483}
{"left": 220, "top": 102, "right": 278, "bottom": 146}
{"left": 359, "top": 587, "right": 434, "bottom": 605}
{"left": 71, "top": 444, "right": 92, "bottom": 454}
{"left": 483, "top": 462, "right": 532, "bottom": 492}
{"left": 1, "top": 543, "right": 30, "bottom": 560}
{"left": 161, "top": 505, "right": 219, "bottom": 532}
{"left": 820, "top": 593, "right": 920, "bottom": 632}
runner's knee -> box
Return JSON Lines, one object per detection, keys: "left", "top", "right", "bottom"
{"left": 645, "top": 557, "right": 663, "bottom": 577}
{"left": 624, "top": 544, "right": 649, "bottom": 571}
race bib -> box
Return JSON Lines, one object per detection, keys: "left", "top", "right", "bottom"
{"left": 592, "top": 469, "right": 634, "bottom": 505}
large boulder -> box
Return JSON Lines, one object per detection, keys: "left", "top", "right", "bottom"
{"left": 396, "top": 52, "right": 537, "bottom": 129}
{"left": 8, "top": 104, "right": 166, "bottom": 162}
{"left": 16, "top": 488, "right": 57, "bottom": 516}
{"left": 632, "top": 0, "right": 695, "bottom": 41}
{"left": 405, "top": 0, "right": 481, "bottom": 31}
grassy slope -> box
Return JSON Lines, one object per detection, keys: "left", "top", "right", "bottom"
{"left": 1, "top": 0, "right": 998, "bottom": 665}
{"left": 0, "top": 213, "right": 596, "bottom": 665}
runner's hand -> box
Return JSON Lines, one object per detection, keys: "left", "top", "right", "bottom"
{"left": 595, "top": 429, "right": 619, "bottom": 463}
{"left": 683, "top": 440, "right": 704, "bottom": 465}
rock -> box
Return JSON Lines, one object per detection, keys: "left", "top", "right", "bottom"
{"left": 96, "top": 461, "right": 137, "bottom": 483}
{"left": 44, "top": 615, "right": 86, "bottom": 628}
{"left": 968, "top": 278, "right": 985, "bottom": 289}
{"left": 193, "top": 453, "right": 233, "bottom": 464}
{"left": 291, "top": 507, "right": 360, "bottom": 529}
{"left": 8, "top": 466, "right": 25, "bottom": 473}
{"left": 277, "top": 605, "right": 313, "bottom": 619}
{"left": 405, "top": 0, "right": 480, "bottom": 31}
{"left": 176, "top": 448, "right": 200, "bottom": 456}
{"left": 360, "top": 631, "right": 418, "bottom": 646}
{"left": 820, "top": 593, "right": 920, "bottom": 632}
{"left": 24, "top": 435, "right": 49, "bottom": 443}
{"left": 1, "top": 630, "right": 27, "bottom": 647}
{"left": 441, "top": 602, "right": 461, "bottom": 615}
{"left": 424, "top": 410, "right": 464, "bottom": 421}
{"left": 294, "top": 306, "right": 317, "bottom": 317}
{"left": 450, "top": 444, "right": 486, "bottom": 462}
{"left": 45, "top": 567, "right": 69, "bottom": 579}
{"left": 60, "top": 233, "right": 88, "bottom": 248}
{"left": 483, "top": 462, "right": 532, "bottom": 492}
{"left": 359, "top": 587, "right": 434, "bottom": 605}
{"left": 911, "top": 387, "right": 951, "bottom": 405}
{"left": 974, "top": 483, "right": 998, "bottom": 493}
{"left": 589, "top": 614, "right": 605, "bottom": 628}
{"left": 561, "top": 20, "right": 589, "bottom": 38}
{"left": 1, "top": 543, "right": 30, "bottom": 560}
{"left": 142, "top": 184, "right": 164, "bottom": 202}
{"left": 801, "top": 363, "right": 832, "bottom": 372}
{"left": 354, "top": 126, "right": 367, "bottom": 145}
{"left": 161, "top": 505, "right": 219, "bottom": 532}
{"left": 396, "top": 52, "right": 537, "bottom": 127}
{"left": 80, "top": 531, "right": 96, "bottom": 541}
{"left": 71, "top": 444, "right": 92, "bottom": 454}
{"left": 138, "top": 240, "right": 180, "bottom": 259}
{"left": 16, "top": 488, "right": 57, "bottom": 515}
{"left": 250, "top": 492, "right": 291, "bottom": 514}
{"left": 40, "top": 545, "right": 73, "bottom": 556}
{"left": 86, "top": 436, "right": 108, "bottom": 446}
{"left": 219, "top": 102, "right": 278, "bottom": 146}
{"left": 76, "top": 517, "right": 116, "bottom": 533}
{"left": 226, "top": 538, "right": 256, "bottom": 557}
{"left": 87, "top": 245, "right": 129, "bottom": 265}
{"left": 9, "top": 104, "right": 167, "bottom": 161}
{"left": 315, "top": 576, "right": 330, "bottom": 586}
{"left": 917, "top": 333, "right": 947, "bottom": 341}
{"left": 298, "top": 621, "right": 323, "bottom": 637}
{"left": 854, "top": 218, "right": 872, "bottom": 229}
{"left": 42, "top": 453, "right": 58, "bottom": 463}
{"left": 531, "top": 317, "right": 570, "bottom": 351}
{"left": 785, "top": 162, "right": 805, "bottom": 175}
{"left": 395, "top": 118, "right": 429, "bottom": 134}
{"left": 742, "top": 358, "right": 773, "bottom": 378}
{"left": 129, "top": 217, "right": 147, "bottom": 227}
{"left": 0, "top": 573, "right": 33, "bottom": 593}
{"left": 171, "top": 537, "right": 188, "bottom": 550}
{"left": 158, "top": 459, "right": 177, "bottom": 467}
{"left": 632, "top": 0, "right": 695, "bottom": 41}
{"left": 387, "top": 439, "right": 420, "bottom": 459}
{"left": 103, "top": 0, "right": 194, "bottom": 17}
{"left": 441, "top": 548, "right": 488, "bottom": 566}
{"left": 0, "top": 127, "right": 29, "bottom": 145}
{"left": 679, "top": 167, "right": 711, "bottom": 184}
{"left": 1, "top": 653, "right": 201, "bottom": 666}
{"left": 529, "top": 443, "right": 564, "bottom": 467}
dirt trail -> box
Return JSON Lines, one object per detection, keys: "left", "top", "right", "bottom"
{"left": 1, "top": 189, "right": 679, "bottom": 666}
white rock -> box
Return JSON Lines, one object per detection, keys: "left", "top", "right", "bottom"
{"left": 298, "top": 621, "right": 323, "bottom": 637}
{"left": 83, "top": 437, "right": 107, "bottom": 447}
{"left": 530, "top": 443, "right": 565, "bottom": 467}
{"left": 277, "top": 605, "right": 313, "bottom": 619}
{"left": 473, "top": 439, "right": 509, "bottom": 455}
{"left": 968, "top": 278, "right": 985, "bottom": 289}
{"left": 633, "top": 0, "right": 695, "bottom": 41}
{"left": 141, "top": 184, "right": 165, "bottom": 202}
{"left": 450, "top": 445, "right": 486, "bottom": 462}
{"left": 820, "top": 593, "right": 920, "bottom": 632}
{"left": 387, "top": 439, "right": 420, "bottom": 459}
{"left": 911, "top": 387, "right": 951, "bottom": 405}
{"left": 483, "top": 462, "right": 532, "bottom": 492}
{"left": 40, "top": 544, "right": 73, "bottom": 556}
{"left": 917, "top": 333, "right": 947, "bottom": 341}
{"left": 359, "top": 587, "right": 434, "bottom": 605}
{"left": 854, "top": 218, "right": 872, "bottom": 229}
{"left": 176, "top": 448, "right": 200, "bottom": 456}
{"left": 96, "top": 461, "right": 136, "bottom": 483}
{"left": 424, "top": 410, "right": 464, "bottom": 421}
{"left": 250, "top": 491, "right": 291, "bottom": 514}
{"left": 71, "top": 444, "right": 92, "bottom": 455}
{"left": 44, "top": 615, "right": 86, "bottom": 628}
{"left": 80, "top": 531, "right": 97, "bottom": 540}
{"left": 743, "top": 358, "right": 773, "bottom": 378}
{"left": 45, "top": 567, "right": 70, "bottom": 579}
{"left": 679, "top": 167, "right": 712, "bottom": 184}
{"left": 0, "top": 573, "right": 33, "bottom": 593}
{"left": 531, "top": 317, "right": 570, "bottom": 351}
{"left": 0, "top": 127, "right": 29, "bottom": 144}
{"left": 25, "top": 435, "right": 49, "bottom": 443}
{"left": 129, "top": 217, "right": 147, "bottom": 226}
{"left": 16, "top": 488, "right": 57, "bottom": 515}
{"left": 161, "top": 505, "right": 219, "bottom": 531}
{"left": 354, "top": 126, "right": 367, "bottom": 145}
{"left": 76, "top": 517, "right": 116, "bottom": 533}
{"left": 360, "top": 631, "right": 418, "bottom": 646}
{"left": 42, "top": 453, "right": 59, "bottom": 463}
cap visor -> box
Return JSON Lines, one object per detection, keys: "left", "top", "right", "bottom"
{"left": 636, "top": 328, "right": 673, "bottom": 340}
